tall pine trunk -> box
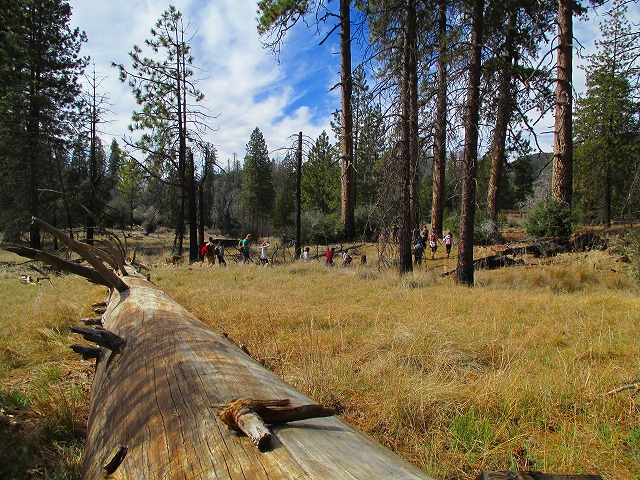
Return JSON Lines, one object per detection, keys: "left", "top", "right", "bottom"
{"left": 487, "top": 10, "right": 516, "bottom": 225}
{"left": 295, "top": 132, "right": 302, "bottom": 259}
{"left": 408, "top": 0, "right": 420, "bottom": 232}
{"left": 552, "top": 0, "right": 573, "bottom": 206}
{"left": 198, "top": 180, "right": 205, "bottom": 258}
{"left": 456, "top": 0, "right": 484, "bottom": 286}
{"left": 431, "top": 0, "right": 447, "bottom": 237}
{"left": 188, "top": 152, "right": 198, "bottom": 263}
{"left": 340, "top": 0, "right": 355, "bottom": 240}
{"left": 399, "top": 0, "right": 417, "bottom": 274}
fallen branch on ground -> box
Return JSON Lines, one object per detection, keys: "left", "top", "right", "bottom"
{"left": 606, "top": 383, "right": 640, "bottom": 396}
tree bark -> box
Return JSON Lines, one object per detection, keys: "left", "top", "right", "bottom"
{"left": 456, "top": 0, "right": 484, "bottom": 286}
{"left": 340, "top": 0, "right": 356, "bottom": 240}
{"left": 399, "top": 0, "right": 417, "bottom": 274}
{"left": 295, "top": 132, "right": 302, "bottom": 259}
{"left": 431, "top": 0, "right": 448, "bottom": 238}
{"left": 552, "top": 0, "right": 573, "bottom": 206}
{"left": 81, "top": 271, "right": 433, "bottom": 479}
{"left": 487, "top": 10, "right": 516, "bottom": 224}
{"left": 407, "top": 0, "right": 420, "bottom": 232}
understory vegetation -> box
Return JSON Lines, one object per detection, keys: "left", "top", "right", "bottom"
{"left": 1, "top": 231, "right": 639, "bottom": 479}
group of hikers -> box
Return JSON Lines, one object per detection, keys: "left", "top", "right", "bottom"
{"left": 200, "top": 237, "right": 227, "bottom": 266}
{"left": 413, "top": 228, "right": 454, "bottom": 265}
{"left": 201, "top": 233, "right": 271, "bottom": 266}
{"left": 324, "top": 246, "right": 355, "bottom": 267}
{"left": 200, "top": 228, "right": 453, "bottom": 268}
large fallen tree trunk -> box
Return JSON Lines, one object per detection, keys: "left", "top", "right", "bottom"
{"left": 81, "top": 270, "right": 432, "bottom": 479}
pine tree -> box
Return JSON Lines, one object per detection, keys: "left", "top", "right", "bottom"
{"left": 574, "top": 0, "right": 640, "bottom": 226}
{"left": 258, "top": 0, "right": 356, "bottom": 238}
{"left": 456, "top": 0, "right": 485, "bottom": 286}
{"left": 115, "top": 5, "right": 208, "bottom": 261}
{"left": 301, "top": 131, "right": 340, "bottom": 214}
{"left": 0, "top": 0, "right": 86, "bottom": 246}
{"left": 242, "top": 128, "right": 275, "bottom": 234}
{"left": 272, "top": 154, "right": 297, "bottom": 238}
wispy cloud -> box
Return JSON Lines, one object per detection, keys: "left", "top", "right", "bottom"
{"left": 69, "top": 0, "right": 338, "bottom": 164}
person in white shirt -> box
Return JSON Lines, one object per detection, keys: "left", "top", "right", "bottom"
{"left": 443, "top": 232, "right": 453, "bottom": 258}
{"left": 260, "top": 241, "right": 270, "bottom": 265}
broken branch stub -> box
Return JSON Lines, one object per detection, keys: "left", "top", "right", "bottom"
{"left": 81, "top": 317, "right": 103, "bottom": 326}
{"left": 103, "top": 445, "right": 128, "bottom": 475}
{"left": 70, "top": 326, "right": 124, "bottom": 352}
{"left": 70, "top": 344, "right": 102, "bottom": 360}
{"left": 217, "top": 398, "right": 336, "bottom": 451}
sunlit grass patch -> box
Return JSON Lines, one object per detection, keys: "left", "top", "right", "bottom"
{"left": 0, "top": 268, "right": 100, "bottom": 479}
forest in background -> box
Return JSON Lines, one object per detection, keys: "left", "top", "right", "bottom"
{"left": 0, "top": 0, "right": 639, "bottom": 279}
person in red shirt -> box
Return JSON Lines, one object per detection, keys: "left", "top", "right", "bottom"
{"left": 325, "top": 247, "right": 335, "bottom": 266}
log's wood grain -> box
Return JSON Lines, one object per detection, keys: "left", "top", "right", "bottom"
{"left": 82, "top": 273, "right": 433, "bottom": 479}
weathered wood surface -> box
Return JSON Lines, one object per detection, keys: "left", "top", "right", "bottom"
{"left": 83, "top": 272, "right": 432, "bottom": 479}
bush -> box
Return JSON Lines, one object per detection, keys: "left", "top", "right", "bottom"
{"left": 302, "top": 211, "right": 341, "bottom": 244}
{"left": 524, "top": 199, "right": 573, "bottom": 238}
{"left": 615, "top": 228, "right": 640, "bottom": 284}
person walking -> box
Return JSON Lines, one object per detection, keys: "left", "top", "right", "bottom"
{"left": 325, "top": 247, "right": 335, "bottom": 267}
{"left": 205, "top": 236, "right": 216, "bottom": 266}
{"left": 443, "top": 231, "right": 453, "bottom": 258}
{"left": 215, "top": 241, "right": 226, "bottom": 266}
{"left": 302, "top": 247, "right": 310, "bottom": 262}
{"left": 259, "top": 241, "right": 270, "bottom": 265}
{"left": 342, "top": 249, "right": 352, "bottom": 267}
{"left": 414, "top": 240, "right": 424, "bottom": 265}
{"left": 240, "top": 234, "right": 252, "bottom": 263}
{"left": 429, "top": 230, "right": 439, "bottom": 259}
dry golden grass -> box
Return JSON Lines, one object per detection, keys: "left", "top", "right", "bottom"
{"left": 0, "top": 250, "right": 105, "bottom": 479}
{"left": 153, "top": 246, "right": 640, "bottom": 479}
{"left": 1, "top": 240, "right": 639, "bottom": 479}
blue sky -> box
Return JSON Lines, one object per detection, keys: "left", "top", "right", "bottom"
{"left": 68, "top": 0, "right": 341, "bottom": 165}
{"left": 68, "top": 0, "right": 639, "bottom": 164}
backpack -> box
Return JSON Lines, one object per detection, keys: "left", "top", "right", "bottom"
{"left": 201, "top": 245, "right": 208, "bottom": 257}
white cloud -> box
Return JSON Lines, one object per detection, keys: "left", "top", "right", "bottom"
{"left": 69, "top": 0, "right": 337, "bottom": 164}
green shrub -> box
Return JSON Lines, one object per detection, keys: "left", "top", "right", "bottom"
{"left": 615, "top": 228, "right": 640, "bottom": 284}
{"left": 524, "top": 199, "right": 573, "bottom": 237}
{"left": 301, "top": 211, "right": 341, "bottom": 244}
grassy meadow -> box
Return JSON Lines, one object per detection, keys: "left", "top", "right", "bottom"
{"left": 1, "top": 233, "right": 639, "bottom": 479}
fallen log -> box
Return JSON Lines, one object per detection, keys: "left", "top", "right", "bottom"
{"left": 82, "top": 270, "right": 432, "bottom": 479}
